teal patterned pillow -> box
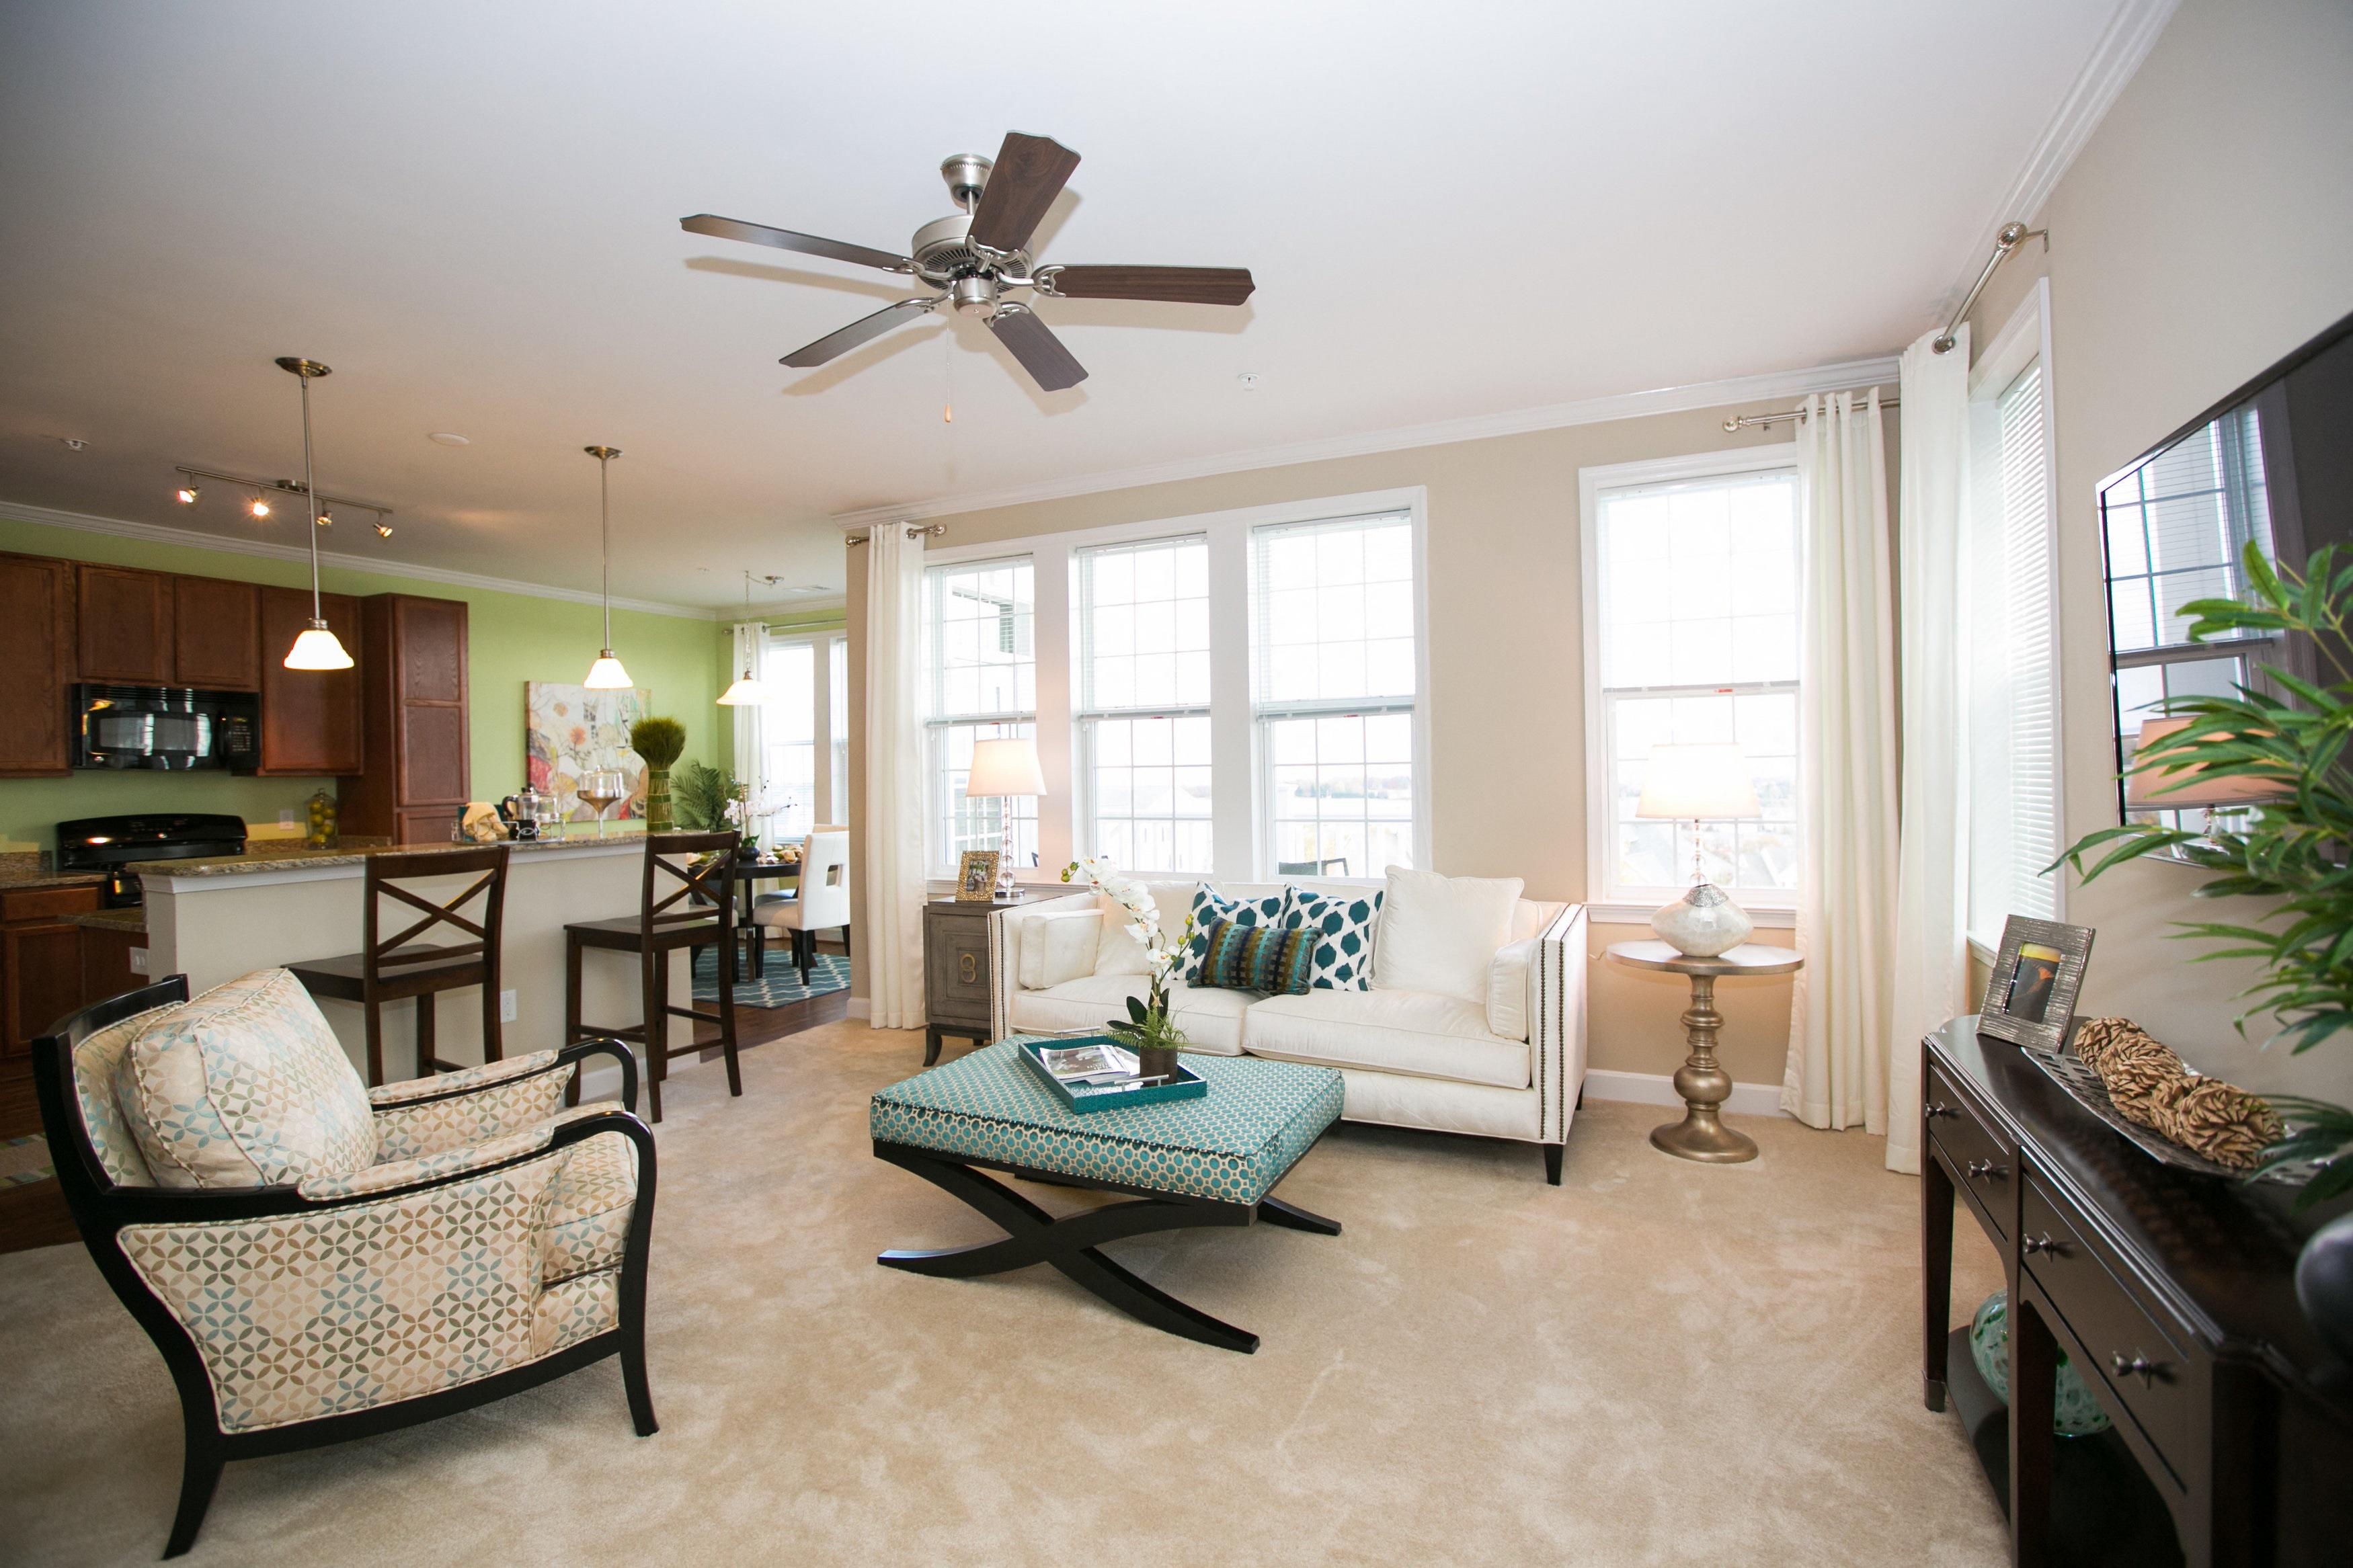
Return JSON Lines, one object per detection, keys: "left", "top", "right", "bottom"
{"left": 1280, "top": 886, "right": 1384, "bottom": 991}
{"left": 1196, "top": 919, "right": 1315, "bottom": 995}
{"left": 1182, "top": 885, "right": 1288, "bottom": 981}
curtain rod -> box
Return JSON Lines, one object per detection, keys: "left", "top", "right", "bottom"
{"left": 1722, "top": 391, "right": 1899, "bottom": 433}
{"left": 844, "top": 522, "right": 947, "bottom": 546}
{"left": 1933, "top": 220, "right": 2047, "bottom": 354}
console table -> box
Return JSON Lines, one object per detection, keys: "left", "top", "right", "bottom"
{"left": 1921, "top": 1017, "right": 2353, "bottom": 1566}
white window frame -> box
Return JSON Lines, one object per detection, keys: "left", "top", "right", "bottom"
{"left": 758, "top": 626, "right": 847, "bottom": 837}
{"left": 1964, "top": 278, "right": 2065, "bottom": 959}
{"left": 1579, "top": 444, "right": 1802, "bottom": 925}
{"left": 919, "top": 487, "right": 1430, "bottom": 886}
{"left": 920, "top": 555, "right": 1038, "bottom": 875}
{"left": 1073, "top": 533, "right": 1215, "bottom": 874}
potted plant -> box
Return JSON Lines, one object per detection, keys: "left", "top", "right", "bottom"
{"left": 2053, "top": 540, "right": 2353, "bottom": 1355}
{"left": 669, "top": 760, "right": 739, "bottom": 833}
{"left": 1062, "top": 858, "right": 1195, "bottom": 1081}
{"left": 629, "top": 716, "right": 686, "bottom": 832}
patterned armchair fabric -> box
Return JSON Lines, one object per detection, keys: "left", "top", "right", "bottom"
{"left": 36, "top": 976, "right": 658, "bottom": 1558}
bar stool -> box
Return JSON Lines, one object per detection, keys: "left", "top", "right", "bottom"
{"left": 564, "top": 830, "right": 740, "bottom": 1122}
{"left": 289, "top": 844, "right": 511, "bottom": 1087}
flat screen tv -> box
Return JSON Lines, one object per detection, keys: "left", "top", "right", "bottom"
{"left": 2099, "top": 307, "right": 2353, "bottom": 828}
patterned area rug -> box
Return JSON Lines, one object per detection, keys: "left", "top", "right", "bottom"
{"left": 690, "top": 948, "right": 852, "bottom": 1008}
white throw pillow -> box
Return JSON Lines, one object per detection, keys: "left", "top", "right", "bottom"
{"left": 1373, "top": 867, "right": 1526, "bottom": 1004}
{"left": 1021, "top": 909, "right": 1104, "bottom": 989}
{"left": 1486, "top": 938, "right": 1536, "bottom": 1040}
{"left": 1092, "top": 884, "right": 1176, "bottom": 977}
{"left": 113, "top": 968, "right": 378, "bottom": 1190}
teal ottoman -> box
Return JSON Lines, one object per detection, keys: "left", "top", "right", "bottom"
{"left": 870, "top": 1040, "right": 1345, "bottom": 1352}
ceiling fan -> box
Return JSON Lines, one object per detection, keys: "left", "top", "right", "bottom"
{"left": 680, "top": 132, "right": 1254, "bottom": 393}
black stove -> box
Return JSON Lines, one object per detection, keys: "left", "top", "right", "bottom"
{"left": 56, "top": 813, "right": 248, "bottom": 907}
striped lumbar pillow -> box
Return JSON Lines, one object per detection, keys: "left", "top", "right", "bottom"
{"left": 1195, "top": 917, "right": 1316, "bottom": 995}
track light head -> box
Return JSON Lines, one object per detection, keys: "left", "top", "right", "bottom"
{"left": 175, "top": 481, "right": 200, "bottom": 505}
{"left": 374, "top": 522, "right": 393, "bottom": 538}
{"left": 316, "top": 511, "right": 333, "bottom": 528}
{"left": 249, "top": 495, "right": 272, "bottom": 518}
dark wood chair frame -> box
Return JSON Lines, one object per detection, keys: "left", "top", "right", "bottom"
{"left": 31, "top": 976, "right": 659, "bottom": 1560}
{"left": 289, "top": 844, "right": 511, "bottom": 1086}
{"left": 564, "top": 830, "right": 740, "bottom": 1122}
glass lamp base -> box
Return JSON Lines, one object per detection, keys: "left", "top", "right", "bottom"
{"left": 1650, "top": 880, "right": 1753, "bottom": 957}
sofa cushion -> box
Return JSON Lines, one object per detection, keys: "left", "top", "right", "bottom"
{"left": 1279, "top": 886, "right": 1384, "bottom": 991}
{"left": 1197, "top": 919, "right": 1314, "bottom": 995}
{"left": 1242, "top": 987, "right": 1531, "bottom": 1089}
{"left": 1180, "top": 884, "right": 1287, "bottom": 980}
{"left": 1373, "top": 867, "right": 1525, "bottom": 1003}
{"left": 114, "top": 968, "right": 378, "bottom": 1190}
{"left": 1020, "top": 908, "right": 1104, "bottom": 989}
{"left": 1486, "top": 937, "right": 1536, "bottom": 1041}
{"left": 1091, "top": 881, "right": 1191, "bottom": 977}
{"left": 1006, "top": 975, "right": 1252, "bottom": 1055}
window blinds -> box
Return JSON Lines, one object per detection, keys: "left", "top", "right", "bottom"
{"left": 1995, "top": 363, "right": 2060, "bottom": 921}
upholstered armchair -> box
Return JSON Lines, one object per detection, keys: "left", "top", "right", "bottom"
{"left": 32, "top": 970, "right": 659, "bottom": 1559}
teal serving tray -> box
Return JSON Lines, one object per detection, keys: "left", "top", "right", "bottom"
{"left": 1016, "top": 1036, "right": 1207, "bottom": 1113}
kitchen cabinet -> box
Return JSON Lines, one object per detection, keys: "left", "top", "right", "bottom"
{"left": 76, "top": 565, "right": 174, "bottom": 684}
{"left": 171, "top": 575, "right": 262, "bottom": 690}
{"left": 0, "top": 554, "right": 73, "bottom": 775}
{"left": 257, "top": 585, "right": 365, "bottom": 775}
{"left": 340, "top": 593, "right": 470, "bottom": 843}
{"left": 0, "top": 885, "right": 103, "bottom": 1142}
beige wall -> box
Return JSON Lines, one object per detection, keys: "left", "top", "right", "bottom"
{"left": 1961, "top": 0, "right": 2353, "bottom": 1100}
{"left": 849, "top": 395, "right": 1901, "bottom": 1087}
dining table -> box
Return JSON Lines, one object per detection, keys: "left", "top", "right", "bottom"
{"left": 721, "top": 856, "right": 799, "bottom": 981}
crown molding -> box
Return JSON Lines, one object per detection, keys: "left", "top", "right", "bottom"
{"left": 0, "top": 499, "right": 721, "bottom": 620}
{"left": 1944, "top": 0, "right": 2179, "bottom": 307}
{"left": 828, "top": 353, "right": 1902, "bottom": 530}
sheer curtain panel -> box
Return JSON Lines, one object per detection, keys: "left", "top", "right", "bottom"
{"left": 731, "top": 620, "right": 765, "bottom": 820}
{"left": 863, "top": 524, "right": 929, "bottom": 1030}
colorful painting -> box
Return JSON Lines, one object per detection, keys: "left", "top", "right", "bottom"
{"left": 526, "top": 682, "right": 650, "bottom": 821}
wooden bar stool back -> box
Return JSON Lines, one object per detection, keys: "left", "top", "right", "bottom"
{"left": 563, "top": 830, "right": 740, "bottom": 1121}
{"left": 289, "top": 843, "right": 511, "bottom": 1086}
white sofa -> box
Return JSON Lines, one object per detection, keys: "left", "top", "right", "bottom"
{"left": 988, "top": 878, "right": 1589, "bottom": 1184}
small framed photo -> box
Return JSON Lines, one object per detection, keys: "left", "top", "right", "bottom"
{"left": 1980, "top": 916, "right": 2096, "bottom": 1051}
{"left": 955, "top": 849, "right": 1002, "bottom": 903}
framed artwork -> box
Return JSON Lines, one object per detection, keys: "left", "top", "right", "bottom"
{"left": 526, "top": 682, "right": 650, "bottom": 821}
{"left": 955, "top": 850, "right": 1002, "bottom": 903}
{"left": 1980, "top": 916, "right": 2096, "bottom": 1051}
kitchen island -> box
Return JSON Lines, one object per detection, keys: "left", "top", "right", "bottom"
{"left": 136, "top": 835, "right": 699, "bottom": 1096}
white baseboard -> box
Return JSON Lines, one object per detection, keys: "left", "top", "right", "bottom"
{"left": 1581, "top": 1068, "right": 1788, "bottom": 1119}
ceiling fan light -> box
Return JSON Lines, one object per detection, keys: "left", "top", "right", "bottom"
{"left": 584, "top": 651, "right": 633, "bottom": 690}
{"left": 283, "top": 623, "right": 354, "bottom": 671}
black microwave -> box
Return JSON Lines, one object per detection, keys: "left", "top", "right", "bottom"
{"left": 71, "top": 684, "right": 260, "bottom": 773}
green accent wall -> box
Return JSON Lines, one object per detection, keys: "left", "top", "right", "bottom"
{"left": 0, "top": 515, "right": 728, "bottom": 850}
{"left": 707, "top": 608, "right": 848, "bottom": 770}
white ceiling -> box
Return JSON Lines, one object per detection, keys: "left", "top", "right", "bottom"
{"left": 0, "top": 0, "right": 2132, "bottom": 611}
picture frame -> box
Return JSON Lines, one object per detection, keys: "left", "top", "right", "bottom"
{"left": 955, "top": 849, "right": 1002, "bottom": 903}
{"left": 1979, "top": 915, "right": 2096, "bottom": 1052}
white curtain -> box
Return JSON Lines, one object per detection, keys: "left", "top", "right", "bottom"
{"left": 861, "top": 523, "right": 928, "bottom": 1031}
{"left": 729, "top": 620, "right": 765, "bottom": 825}
{"left": 1886, "top": 325, "right": 1975, "bottom": 1175}
{"left": 1782, "top": 390, "right": 1901, "bottom": 1148}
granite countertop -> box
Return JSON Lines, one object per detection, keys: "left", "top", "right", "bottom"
{"left": 0, "top": 852, "right": 109, "bottom": 893}
{"left": 136, "top": 833, "right": 655, "bottom": 880}
{"left": 72, "top": 906, "right": 147, "bottom": 934}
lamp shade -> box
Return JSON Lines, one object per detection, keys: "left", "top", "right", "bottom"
{"left": 715, "top": 673, "right": 765, "bottom": 706}
{"left": 584, "top": 652, "right": 633, "bottom": 690}
{"left": 2125, "top": 717, "right": 2288, "bottom": 810}
{"left": 282, "top": 624, "right": 354, "bottom": 671}
{"left": 1636, "top": 743, "right": 1761, "bottom": 820}
{"left": 965, "top": 737, "right": 1046, "bottom": 798}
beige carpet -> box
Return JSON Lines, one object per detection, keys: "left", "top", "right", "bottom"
{"left": 0, "top": 1020, "right": 2009, "bottom": 1567}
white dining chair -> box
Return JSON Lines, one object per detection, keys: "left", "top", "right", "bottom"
{"left": 754, "top": 827, "right": 851, "bottom": 985}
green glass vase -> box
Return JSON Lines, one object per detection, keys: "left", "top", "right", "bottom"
{"left": 645, "top": 767, "right": 673, "bottom": 833}
{"left": 1969, "top": 1289, "right": 2111, "bottom": 1436}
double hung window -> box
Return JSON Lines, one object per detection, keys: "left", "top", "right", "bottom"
{"left": 1075, "top": 536, "right": 1213, "bottom": 872}
{"left": 922, "top": 557, "right": 1037, "bottom": 871}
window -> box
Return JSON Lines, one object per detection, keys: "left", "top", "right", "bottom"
{"left": 922, "top": 556, "right": 1037, "bottom": 872}
{"left": 828, "top": 632, "right": 848, "bottom": 827}
{"left": 1582, "top": 459, "right": 1800, "bottom": 910}
{"left": 1251, "top": 511, "right": 1418, "bottom": 876}
{"left": 760, "top": 638, "right": 817, "bottom": 839}
{"left": 1076, "top": 536, "right": 1213, "bottom": 872}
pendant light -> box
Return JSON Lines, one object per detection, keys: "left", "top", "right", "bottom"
{"left": 716, "top": 569, "right": 766, "bottom": 706}
{"left": 276, "top": 357, "right": 354, "bottom": 671}
{"left": 582, "top": 444, "right": 632, "bottom": 688}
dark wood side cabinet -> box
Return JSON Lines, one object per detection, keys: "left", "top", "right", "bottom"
{"left": 75, "top": 564, "right": 173, "bottom": 685}
{"left": 1923, "top": 1018, "right": 2353, "bottom": 1567}
{"left": 257, "top": 585, "right": 364, "bottom": 775}
{"left": 170, "top": 574, "right": 261, "bottom": 690}
{"left": 0, "top": 885, "right": 102, "bottom": 1137}
{"left": 923, "top": 897, "right": 1019, "bottom": 1066}
{"left": 0, "top": 554, "right": 74, "bottom": 775}
{"left": 338, "top": 593, "right": 469, "bottom": 844}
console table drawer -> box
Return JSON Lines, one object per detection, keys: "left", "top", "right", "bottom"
{"left": 1926, "top": 1063, "right": 2013, "bottom": 1239}
{"left": 2023, "top": 1174, "right": 2196, "bottom": 1486}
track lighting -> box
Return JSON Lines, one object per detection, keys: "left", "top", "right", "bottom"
{"left": 374, "top": 522, "right": 393, "bottom": 538}
{"left": 317, "top": 511, "right": 333, "bottom": 528}
{"left": 249, "top": 495, "right": 272, "bottom": 518}
{"left": 175, "top": 481, "right": 200, "bottom": 505}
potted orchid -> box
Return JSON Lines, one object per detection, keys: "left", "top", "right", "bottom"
{"left": 1062, "top": 858, "right": 1195, "bottom": 1081}
{"left": 722, "top": 784, "right": 781, "bottom": 859}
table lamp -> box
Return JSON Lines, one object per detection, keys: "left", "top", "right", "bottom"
{"left": 965, "top": 737, "right": 1046, "bottom": 899}
{"left": 1636, "top": 743, "right": 1763, "bottom": 957}
{"left": 2124, "top": 717, "right": 2286, "bottom": 813}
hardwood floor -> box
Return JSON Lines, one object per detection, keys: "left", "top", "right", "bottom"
{"left": 693, "top": 934, "right": 850, "bottom": 1060}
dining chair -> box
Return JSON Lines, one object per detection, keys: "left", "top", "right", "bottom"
{"left": 753, "top": 827, "right": 850, "bottom": 985}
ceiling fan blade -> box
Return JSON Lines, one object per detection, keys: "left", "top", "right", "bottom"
{"left": 968, "top": 132, "right": 1080, "bottom": 253}
{"left": 781, "top": 298, "right": 939, "bottom": 368}
{"left": 988, "top": 305, "right": 1088, "bottom": 391}
{"left": 680, "top": 214, "right": 912, "bottom": 274}
{"left": 1045, "top": 265, "right": 1256, "bottom": 306}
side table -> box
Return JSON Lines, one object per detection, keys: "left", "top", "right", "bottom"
{"left": 922, "top": 895, "right": 1023, "bottom": 1065}
{"left": 1603, "top": 940, "right": 1802, "bottom": 1163}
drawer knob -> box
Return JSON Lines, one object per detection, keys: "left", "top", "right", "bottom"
{"left": 2110, "top": 1352, "right": 2168, "bottom": 1387}
{"left": 1925, "top": 1102, "right": 1958, "bottom": 1120}
{"left": 2021, "top": 1232, "right": 2067, "bottom": 1256}
{"left": 1964, "top": 1159, "right": 2009, "bottom": 1182}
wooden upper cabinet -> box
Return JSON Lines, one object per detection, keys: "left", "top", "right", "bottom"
{"left": 0, "top": 554, "right": 73, "bottom": 776}
{"left": 257, "top": 585, "right": 364, "bottom": 775}
{"left": 339, "top": 593, "right": 469, "bottom": 841}
{"left": 75, "top": 565, "right": 173, "bottom": 685}
{"left": 170, "top": 575, "right": 261, "bottom": 690}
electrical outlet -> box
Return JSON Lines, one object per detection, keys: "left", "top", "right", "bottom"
{"left": 129, "top": 947, "right": 149, "bottom": 975}
{"left": 499, "top": 989, "right": 518, "bottom": 1024}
